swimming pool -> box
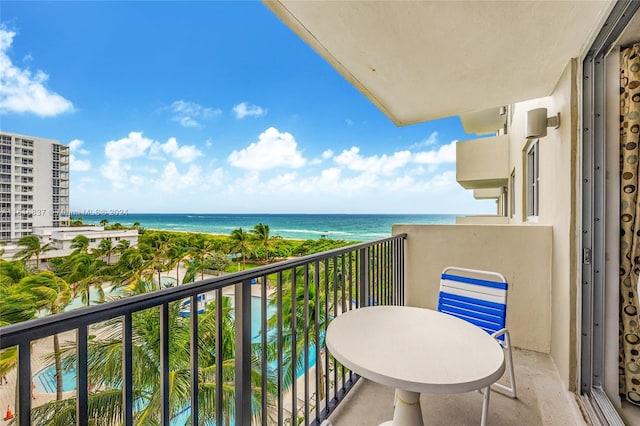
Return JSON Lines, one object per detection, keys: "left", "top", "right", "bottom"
{"left": 64, "top": 286, "right": 123, "bottom": 312}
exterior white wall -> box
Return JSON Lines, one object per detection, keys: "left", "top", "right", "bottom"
{"left": 0, "top": 132, "right": 70, "bottom": 240}
{"left": 32, "top": 136, "right": 53, "bottom": 228}
{"left": 456, "top": 134, "right": 509, "bottom": 189}
{"left": 393, "top": 223, "right": 553, "bottom": 353}
{"left": 505, "top": 60, "right": 579, "bottom": 390}
{"left": 5, "top": 226, "right": 139, "bottom": 260}
{"left": 455, "top": 215, "right": 508, "bottom": 224}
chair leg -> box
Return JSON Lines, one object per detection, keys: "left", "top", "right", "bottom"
{"left": 492, "top": 331, "right": 517, "bottom": 399}
{"left": 481, "top": 385, "right": 490, "bottom": 426}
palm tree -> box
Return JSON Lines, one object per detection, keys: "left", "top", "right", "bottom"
{"left": 0, "top": 260, "right": 29, "bottom": 287}
{"left": 70, "top": 216, "right": 84, "bottom": 227}
{"left": 14, "top": 235, "right": 54, "bottom": 268}
{"left": 166, "top": 244, "right": 188, "bottom": 285}
{"left": 36, "top": 295, "right": 273, "bottom": 425}
{"left": 266, "top": 265, "right": 331, "bottom": 403}
{"left": 143, "top": 234, "right": 172, "bottom": 287}
{"left": 186, "top": 237, "right": 217, "bottom": 281}
{"left": 230, "top": 228, "right": 252, "bottom": 270}
{"left": 70, "top": 234, "right": 90, "bottom": 255}
{"left": 59, "top": 252, "right": 107, "bottom": 306}
{"left": 250, "top": 223, "right": 274, "bottom": 263}
{"left": 0, "top": 261, "right": 35, "bottom": 381}
{"left": 112, "top": 247, "right": 154, "bottom": 293}
{"left": 115, "top": 239, "right": 130, "bottom": 254}
{"left": 18, "top": 271, "right": 71, "bottom": 400}
{"left": 99, "top": 218, "right": 109, "bottom": 227}
{"left": 96, "top": 239, "right": 115, "bottom": 264}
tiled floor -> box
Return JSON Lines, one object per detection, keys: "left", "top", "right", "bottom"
{"left": 327, "top": 348, "right": 587, "bottom": 426}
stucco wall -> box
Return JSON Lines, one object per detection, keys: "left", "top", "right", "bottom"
{"left": 506, "top": 60, "right": 579, "bottom": 391}
{"left": 392, "top": 223, "right": 552, "bottom": 353}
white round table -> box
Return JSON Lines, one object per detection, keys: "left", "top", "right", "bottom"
{"left": 325, "top": 306, "right": 505, "bottom": 425}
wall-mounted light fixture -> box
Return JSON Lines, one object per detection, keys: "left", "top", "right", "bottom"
{"left": 525, "top": 108, "right": 560, "bottom": 139}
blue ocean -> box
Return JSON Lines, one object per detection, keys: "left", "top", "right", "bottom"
{"left": 80, "top": 213, "right": 456, "bottom": 242}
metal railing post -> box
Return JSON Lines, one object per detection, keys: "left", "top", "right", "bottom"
{"left": 235, "top": 279, "right": 252, "bottom": 425}
{"left": 123, "top": 313, "right": 133, "bottom": 426}
{"left": 76, "top": 325, "right": 88, "bottom": 426}
{"left": 17, "top": 341, "right": 30, "bottom": 426}
{"left": 359, "top": 247, "right": 370, "bottom": 307}
{"left": 190, "top": 294, "right": 199, "bottom": 426}
{"left": 160, "top": 303, "right": 170, "bottom": 426}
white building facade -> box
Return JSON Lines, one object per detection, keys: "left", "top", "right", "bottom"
{"left": 2, "top": 226, "right": 139, "bottom": 261}
{"left": 0, "top": 131, "right": 70, "bottom": 241}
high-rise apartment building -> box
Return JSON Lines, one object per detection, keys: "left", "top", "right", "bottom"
{"left": 0, "top": 131, "right": 70, "bottom": 241}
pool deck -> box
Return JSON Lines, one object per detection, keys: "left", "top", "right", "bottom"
{"left": 0, "top": 331, "right": 72, "bottom": 419}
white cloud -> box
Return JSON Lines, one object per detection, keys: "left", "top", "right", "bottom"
{"left": 413, "top": 141, "right": 456, "bottom": 164}
{"left": 426, "top": 170, "right": 458, "bottom": 190}
{"left": 334, "top": 147, "right": 412, "bottom": 175}
{"left": 228, "top": 127, "right": 306, "bottom": 170}
{"left": 410, "top": 131, "right": 439, "bottom": 149}
{"left": 309, "top": 149, "right": 334, "bottom": 166}
{"left": 204, "top": 168, "right": 225, "bottom": 187}
{"left": 321, "top": 167, "right": 341, "bottom": 182}
{"left": 0, "top": 27, "right": 74, "bottom": 116}
{"left": 232, "top": 102, "right": 266, "bottom": 119}
{"left": 101, "top": 159, "right": 131, "bottom": 189}
{"left": 71, "top": 157, "right": 91, "bottom": 172}
{"left": 102, "top": 131, "right": 204, "bottom": 190}
{"left": 129, "top": 175, "right": 147, "bottom": 186}
{"left": 68, "top": 139, "right": 91, "bottom": 172}
{"left": 157, "top": 162, "right": 203, "bottom": 192}
{"left": 69, "top": 139, "right": 89, "bottom": 155}
{"left": 104, "top": 132, "right": 154, "bottom": 161}
{"left": 168, "top": 100, "right": 221, "bottom": 127}
{"left": 150, "top": 137, "right": 202, "bottom": 163}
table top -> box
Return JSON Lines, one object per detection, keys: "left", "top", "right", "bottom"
{"left": 325, "top": 305, "right": 505, "bottom": 394}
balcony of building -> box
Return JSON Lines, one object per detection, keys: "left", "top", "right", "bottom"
{"left": 456, "top": 135, "right": 509, "bottom": 191}
{"left": 0, "top": 226, "right": 592, "bottom": 425}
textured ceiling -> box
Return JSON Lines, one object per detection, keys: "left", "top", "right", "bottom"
{"left": 266, "top": 1, "right": 615, "bottom": 126}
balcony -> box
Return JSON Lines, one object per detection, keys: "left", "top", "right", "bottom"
{"left": 0, "top": 228, "right": 582, "bottom": 425}
{"left": 456, "top": 135, "right": 509, "bottom": 190}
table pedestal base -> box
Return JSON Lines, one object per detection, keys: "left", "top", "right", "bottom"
{"left": 380, "top": 389, "right": 424, "bottom": 426}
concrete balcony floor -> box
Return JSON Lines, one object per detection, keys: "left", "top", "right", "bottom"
{"left": 327, "top": 348, "right": 587, "bottom": 425}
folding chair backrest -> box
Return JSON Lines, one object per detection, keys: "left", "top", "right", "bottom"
{"left": 437, "top": 266, "right": 508, "bottom": 339}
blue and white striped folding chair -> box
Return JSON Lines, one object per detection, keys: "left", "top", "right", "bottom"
{"left": 438, "top": 267, "right": 517, "bottom": 423}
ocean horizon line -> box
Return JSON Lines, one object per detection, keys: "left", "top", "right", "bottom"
{"left": 79, "top": 212, "right": 460, "bottom": 242}
{"left": 71, "top": 211, "right": 466, "bottom": 216}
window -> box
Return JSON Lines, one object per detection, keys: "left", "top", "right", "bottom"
{"left": 526, "top": 140, "right": 539, "bottom": 218}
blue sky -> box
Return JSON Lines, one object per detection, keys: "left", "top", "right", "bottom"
{"left": 0, "top": 1, "right": 494, "bottom": 214}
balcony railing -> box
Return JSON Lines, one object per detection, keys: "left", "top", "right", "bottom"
{"left": 0, "top": 234, "right": 405, "bottom": 425}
